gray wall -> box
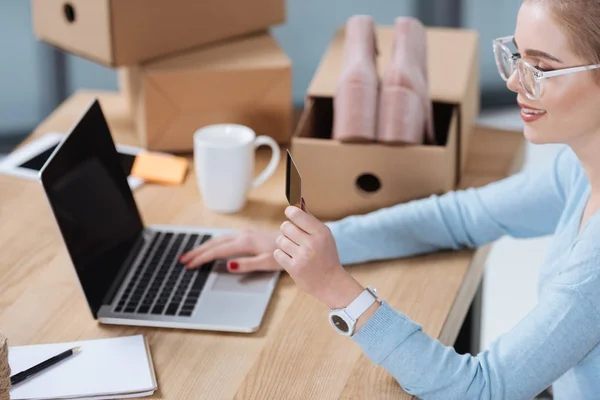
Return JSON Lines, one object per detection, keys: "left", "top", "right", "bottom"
{"left": 0, "top": 1, "right": 44, "bottom": 133}
{"left": 463, "top": 0, "right": 522, "bottom": 102}
{"left": 0, "top": 0, "right": 522, "bottom": 140}
{"left": 65, "top": 56, "right": 117, "bottom": 97}
{"left": 69, "top": 0, "right": 415, "bottom": 107}
{"left": 272, "top": 0, "right": 415, "bottom": 105}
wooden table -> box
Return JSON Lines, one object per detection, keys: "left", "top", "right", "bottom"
{"left": 0, "top": 91, "right": 525, "bottom": 399}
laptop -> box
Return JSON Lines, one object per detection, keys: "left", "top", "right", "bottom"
{"left": 39, "top": 99, "right": 279, "bottom": 333}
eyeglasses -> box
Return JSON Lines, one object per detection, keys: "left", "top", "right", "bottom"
{"left": 493, "top": 35, "right": 600, "bottom": 100}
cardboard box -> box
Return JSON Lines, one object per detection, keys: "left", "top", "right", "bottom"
{"left": 119, "top": 32, "right": 292, "bottom": 152}
{"left": 460, "top": 125, "right": 526, "bottom": 190}
{"left": 464, "top": 125, "right": 526, "bottom": 178}
{"left": 31, "top": 0, "right": 285, "bottom": 66}
{"left": 292, "top": 27, "right": 479, "bottom": 220}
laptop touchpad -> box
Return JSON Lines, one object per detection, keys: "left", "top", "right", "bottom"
{"left": 211, "top": 262, "right": 273, "bottom": 293}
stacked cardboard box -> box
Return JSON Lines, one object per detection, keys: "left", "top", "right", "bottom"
{"left": 31, "top": 0, "right": 292, "bottom": 151}
{"left": 118, "top": 33, "right": 291, "bottom": 151}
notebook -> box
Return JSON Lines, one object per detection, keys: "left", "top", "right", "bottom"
{"left": 8, "top": 335, "right": 157, "bottom": 400}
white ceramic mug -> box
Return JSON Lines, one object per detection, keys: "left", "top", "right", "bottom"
{"left": 193, "top": 124, "right": 281, "bottom": 213}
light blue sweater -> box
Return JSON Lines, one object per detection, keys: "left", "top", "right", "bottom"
{"left": 326, "top": 147, "right": 600, "bottom": 399}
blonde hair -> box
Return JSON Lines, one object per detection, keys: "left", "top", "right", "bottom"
{"left": 526, "top": 0, "right": 600, "bottom": 80}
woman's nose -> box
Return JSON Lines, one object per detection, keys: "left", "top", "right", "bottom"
{"left": 506, "top": 69, "right": 520, "bottom": 94}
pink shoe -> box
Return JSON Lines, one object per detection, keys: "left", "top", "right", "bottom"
{"left": 378, "top": 17, "right": 435, "bottom": 145}
{"left": 332, "top": 15, "right": 379, "bottom": 142}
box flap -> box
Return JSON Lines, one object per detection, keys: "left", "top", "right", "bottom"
{"left": 145, "top": 32, "right": 291, "bottom": 71}
{"left": 308, "top": 26, "right": 478, "bottom": 104}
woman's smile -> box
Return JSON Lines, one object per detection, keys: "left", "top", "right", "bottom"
{"left": 519, "top": 101, "right": 547, "bottom": 122}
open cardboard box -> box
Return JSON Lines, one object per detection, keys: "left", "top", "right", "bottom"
{"left": 292, "top": 26, "right": 479, "bottom": 220}
{"left": 31, "top": 0, "right": 285, "bottom": 66}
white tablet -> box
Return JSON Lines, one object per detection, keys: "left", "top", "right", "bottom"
{"left": 0, "top": 132, "right": 145, "bottom": 190}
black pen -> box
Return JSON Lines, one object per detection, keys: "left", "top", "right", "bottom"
{"left": 10, "top": 346, "right": 81, "bottom": 386}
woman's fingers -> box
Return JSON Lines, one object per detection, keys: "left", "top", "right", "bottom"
{"left": 185, "top": 240, "right": 248, "bottom": 269}
{"left": 279, "top": 220, "right": 308, "bottom": 245}
{"left": 273, "top": 248, "right": 293, "bottom": 271}
{"left": 226, "top": 253, "right": 281, "bottom": 273}
{"left": 284, "top": 206, "right": 321, "bottom": 235}
{"left": 179, "top": 234, "right": 236, "bottom": 264}
{"left": 276, "top": 234, "right": 300, "bottom": 259}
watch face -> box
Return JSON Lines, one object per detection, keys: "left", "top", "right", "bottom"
{"left": 331, "top": 314, "right": 349, "bottom": 333}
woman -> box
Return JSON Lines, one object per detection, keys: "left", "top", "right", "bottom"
{"left": 181, "top": 1, "right": 600, "bottom": 398}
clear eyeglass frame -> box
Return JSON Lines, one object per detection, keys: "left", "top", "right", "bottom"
{"left": 493, "top": 35, "right": 600, "bottom": 100}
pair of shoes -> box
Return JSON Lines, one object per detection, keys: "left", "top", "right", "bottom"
{"left": 332, "top": 15, "right": 435, "bottom": 146}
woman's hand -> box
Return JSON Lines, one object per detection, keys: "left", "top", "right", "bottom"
{"left": 274, "top": 205, "right": 364, "bottom": 309}
{"left": 180, "top": 229, "right": 282, "bottom": 273}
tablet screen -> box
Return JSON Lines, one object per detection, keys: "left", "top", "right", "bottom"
{"left": 19, "top": 144, "right": 137, "bottom": 175}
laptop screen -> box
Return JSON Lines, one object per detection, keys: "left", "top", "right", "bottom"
{"left": 40, "top": 100, "right": 144, "bottom": 317}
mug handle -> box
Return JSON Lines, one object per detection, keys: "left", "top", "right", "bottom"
{"left": 251, "top": 135, "right": 281, "bottom": 189}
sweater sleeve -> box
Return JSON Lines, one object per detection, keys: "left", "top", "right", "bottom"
{"left": 351, "top": 260, "right": 600, "bottom": 399}
{"left": 326, "top": 148, "right": 571, "bottom": 266}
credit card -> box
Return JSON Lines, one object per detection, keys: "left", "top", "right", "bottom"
{"left": 285, "top": 150, "right": 305, "bottom": 210}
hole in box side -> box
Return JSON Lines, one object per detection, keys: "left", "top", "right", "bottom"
{"left": 310, "top": 97, "right": 455, "bottom": 146}
{"left": 63, "top": 3, "right": 76, "bottom": 23}
{"left": 356, "top": 173, "right": 382, "bottom": 194}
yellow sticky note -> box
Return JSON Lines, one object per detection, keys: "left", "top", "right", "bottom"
{"left": 131, "top": 152, "right": 189, "bottom": 185}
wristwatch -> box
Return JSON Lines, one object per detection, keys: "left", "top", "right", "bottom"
{"left": 328, "top": 286, "right": 379, "bottom": 336}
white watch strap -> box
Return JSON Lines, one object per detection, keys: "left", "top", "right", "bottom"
{"left": 345, "top": 286, "right": 378, "bottom": 320}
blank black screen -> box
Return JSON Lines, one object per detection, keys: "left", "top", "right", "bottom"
{"left": 20, "top": 143, "right": 137, "bottom": 176}
{"left": 41, "top": 100, "right": 144, "bottom": 317}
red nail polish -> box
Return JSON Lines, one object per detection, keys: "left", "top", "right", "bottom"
{"left": 229, "top": 261, "right": 239, "bottom": 271}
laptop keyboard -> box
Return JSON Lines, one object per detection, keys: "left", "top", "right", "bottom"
{"left": 114, "top": 232, "right": 214, "bottom": 317}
